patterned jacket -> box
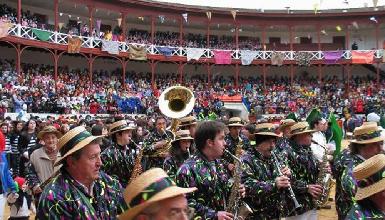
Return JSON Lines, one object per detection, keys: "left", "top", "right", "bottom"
{"left": 334, "top": 151, "right": 364, "bottom": 220}
{"left": 288, "top": 142, "right": 320, "bottom": 216}
{"left": 241, "top": 147, "right": 294, "bottom": 219}
{"left": 163, "top": 151, "right": 190, "bottom": 180}
{"left": 101, "top": 142, "right": 139, "bottom": 188}
{"left": 36, "top": 170, "right": 127, "bottom": 220}
{"left": 223, "top": 134, "right": 250, "bottom": 165}
{"left": 176, "top": 151, "right": 232, "bottom": 219}
{"left": 143, "top": 129, "right": 174, "bottom": 170}
{"left": 345, "top": 202, "right": 385, "bottom": 220}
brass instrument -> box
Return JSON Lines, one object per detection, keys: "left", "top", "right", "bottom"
{"left": 312, "top": 140, "right": 334, "bottom": 206}
{"left": 129, "top": 140, "right": 144, "bottom": 183}
{"left": 151, "top": 86, "right": 195, "bottom": 157}
{"left": 271, "top": 151, "right": 301, "bottom": 215}
{"left": 224, "top": 140, "right": 253, "bottom": 220}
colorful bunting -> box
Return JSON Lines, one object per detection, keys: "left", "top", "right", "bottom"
{"left": 351, "top": 51, "right": 375, "bottom": 64}
{"left": 157, "top": 46, "right": 174, "bottom": 57}
{"left": 206, "top": 11, "right": 212, "bottom": 21}
{"left": 231, "top": 10, "right": 237, "bottom": 20}
{"left": 101, "top": 40, "right": 119, "bottom": 55}
{"left": 240, "top": 50, "right": 258, "bottom": 65}
{"left": 182, "top": 13, "right": 188, "bottom": 23}
{"left": 0, "top": 21, "right": 11, "bottom": 38}
{"left": 186, "top": 48, "right": 205, "bottom": 61}
{"left": 32, "top": 28, "right": 51, "bottom": 41}
{"left": 271, "top": 52, "right": 284, "bottom": 66}
{"left": 323, "top": 51, "right": 342, "bottom": 64}
{"left": 213, "top": 50, "right": 232, "bottom": 64}
{"left": 129, "top": 44, "right": 147, "bottom": 60}
{"left": 67, "top": 36, "right": 82, "bottom": 53}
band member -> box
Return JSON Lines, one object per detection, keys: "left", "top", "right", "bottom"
{"left": 286, "top": 122, "right": 323, "bottom": 220}
{"left": 143, "top": 116, "right": 174, "bottom": 170}
{"left": 178, "top": 116, "right": 197, "bottom": 138}
{"left": 275, "top": 119, "right": 295, "bottom": 154}
{"left": 26, "top": 126, "right": 61, "bottom": 200}
{"left": 119, "top": 168, "right": 196, "bottom": 220}
{"left": 241, "top": 123, "right": 293, "bottom": 219}
{"left": 334, "top": 123, "right": 384, "bottom": 219}
{"left": 345, "top": 154, "right": 385, "bottom": 219}
{"left": 309, "top": 117, "right": 332, "bottom": 162}
{"left": 176, "top": 121, "right": 245, "bottom": 220}
{"left": 163, "top": 130, "right": 194, "bottom": 180}
{"left": 37, "top": 126, "right": 127, "bottom": 219}
{"left": 224, "top": 117, "right": 250, "bottom": 171}
{"left": 101, "top": 120, "right": 138, "bottom": 188}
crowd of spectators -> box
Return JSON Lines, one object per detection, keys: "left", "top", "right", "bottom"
{"left": 0, "top": 4, "right": 262, "bottom": 50}
{"left": 1, "top": 58, "right": 385, "bottom": 122}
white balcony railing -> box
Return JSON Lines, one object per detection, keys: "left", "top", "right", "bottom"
{"left": 6, "top": 23, "right": 384, "bottom": 61}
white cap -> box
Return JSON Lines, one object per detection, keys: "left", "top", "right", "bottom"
{"left": 367, "top": 112, "right": 380, "bottom": 123}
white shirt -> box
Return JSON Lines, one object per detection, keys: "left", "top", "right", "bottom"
{"left": 311, "top": 131, "right": 327, "bottom": 162}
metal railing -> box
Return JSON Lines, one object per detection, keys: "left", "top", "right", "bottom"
{"left": 6, "top": 23, "right": 384, "bottom": 61}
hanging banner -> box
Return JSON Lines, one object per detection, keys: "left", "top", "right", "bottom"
{"left": 117, "top": 18, "right": 122, "bottom": 27}
{"left": 129, "top": 44, "right": 147, "bottom": 60}
{"left": 32, "top": 28, "right": 52, "bottom": 41}
{"left": 186, "top": 48, "right": 205, "bottom": 61}
{"left": 101, "top": 40, "right": 119, "bottom": 55}
{"left": 351, "top": 51, "right": 375, "bottom": 64}
{"left": 0, "top": 21, "right": 11, "bottom": 38}
{"left": 213, "top": 50, "right": 232, "bottom": 64}
{"left": 271, "top": 52, "right": 284, "bottom": 66}
{"left": 295, "top": 52, "right": 312, "bottom": 66}
{"left": 68, "top": 36, "right": 82, "bottom": 53}
{"left": 206, "top": 11, "right": 212, "bottom": 21}
{"left": 373, "top": 0, "right": 378, "bottom": 7}
{"left": 240, "top": 50, "right": 258, "bottom": 65}
{"left": 323, "top": 51, "right": 343, "bottom": 64}
{"left": 157, "top": 46, "right": 174, "bottom": 57}
{"left": 231, "top": 10, "right": 237, "bottom": 20}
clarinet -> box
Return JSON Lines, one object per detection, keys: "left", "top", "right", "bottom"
{"left": 271, "top": 151, "right": 301, "bottom": 214}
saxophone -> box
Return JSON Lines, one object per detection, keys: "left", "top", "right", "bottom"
{"left": 224, "top": 138, "right": 253, "bottom": 220}
{"left": 313, "top": 141, "right": 334, "bottom": 206}
{"left": 129, "top": 141, "right": 144, "bottom": 183}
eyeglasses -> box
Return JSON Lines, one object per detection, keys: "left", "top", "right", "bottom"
{"left": 167, "top": 207, "right": 195, "bottom": 220}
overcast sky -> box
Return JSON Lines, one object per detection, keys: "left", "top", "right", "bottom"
{"left": 152, "top": 0, "right": 384, "bottom": 11}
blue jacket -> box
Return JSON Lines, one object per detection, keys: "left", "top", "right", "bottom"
{"left": 0, "top": 152, "right": 16, "bottom": 194}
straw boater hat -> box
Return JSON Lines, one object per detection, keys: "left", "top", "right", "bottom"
{"left": 228, "top": 117, "right": 244, "bottom": 127}
{"left": 290, "top": 121, "right": 316, "bottom": 136}
{"left": 254, "top": 123, "right": 280, "bottom": 138}
{"left": 353, "top": 154, "right": 385, "bottom": 200}
{"left": 54, "top": 126, "right": 102, "bottom": 166}
{"left": 108, "top": 120, "right": 136, "bottom": 135}
{"left": 178, "top": 116, "right": 197, "bottom": 128}
{"left": 119, "top": 168, "right": 196, "bottom": 220}
{"left": 171, "top": 130, "right": 194, "bottom": 144}
{"left": 278, "top": 119, "right": 296, "bottom": 130}
{"left": 350, "top": 123, "right": 385, "bottom": 145}
{"left": 37, "top": 125, "right": 62, "bottom": 139}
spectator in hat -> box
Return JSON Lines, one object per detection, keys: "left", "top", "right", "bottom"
{"left": 275, "top": 119, "right": 296, "bottom": 155}
{"left": 101, "top": 120, "right": 138, "bottom": 188}
{"left": 36, "top": 126, "right": 127, "bottom": 219}
{"left": 7, "top": 176, "right": 31, "bottom": 220}
{"left": 367, "top": 112, "right": 385, "bottom": 151}
{"left": 26, "top": 126, "right": 61, "bottom": 199}
{"left": 178, "top": 116, "right": 197, "bottom": 138}
{"left": 334, "top": 123, "right": 384, "bottom": 219}
{"left": 346, "top": 154, "right": 385, "bottom": 219}
{"left": 163, "top": 130, "right": 194, "bottom": 180}
{"left": 119, "top": 168, "right": 196, "bottom": 220}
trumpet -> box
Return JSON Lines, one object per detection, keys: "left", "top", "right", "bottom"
{"left": 271, "top": 151, "right": 301, "bottom": 215}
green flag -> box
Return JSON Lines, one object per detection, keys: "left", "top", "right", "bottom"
{"left": 329, "top": 113, "right": 343, "bottom": 157}
{"left": 32, "top": 28, "right": 52, "bottom": 41}
{"left": 306, "top": 108, "right": 322, "bottom": 124}
{"left": 286, "top": 112, "right": 298, "bottom": 122}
